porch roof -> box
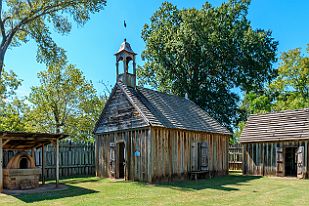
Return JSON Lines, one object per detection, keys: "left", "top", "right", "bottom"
{"left": 0, "top": 131, "right": 68, "bottom": 150}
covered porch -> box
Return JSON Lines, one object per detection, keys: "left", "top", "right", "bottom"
{"left": 0, "top": 131, "right": 68, "bottom": 192}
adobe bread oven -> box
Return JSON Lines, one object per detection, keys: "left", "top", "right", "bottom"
{"left": 0, "top": 131, "right": 68, "bottom": 193}
{"left": 3, "top": 153, "right": 41, "bottom": 190}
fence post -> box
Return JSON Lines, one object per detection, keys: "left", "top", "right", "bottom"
{"left": 56, "top": 139, "right": 59, "bottom": 187}
{"left": 0, "top": 138, "right": 3, "bottom": 193}
{"left": 42, "top": 144, "right": 45, "bottom": 185}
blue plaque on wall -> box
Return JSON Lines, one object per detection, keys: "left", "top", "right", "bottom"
{"left": 134, "top": 151, "right": 141, "bottom": 157}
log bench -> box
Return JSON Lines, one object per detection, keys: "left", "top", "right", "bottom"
{"left": 189, "top": 170, "right": 209, "bottom": 180}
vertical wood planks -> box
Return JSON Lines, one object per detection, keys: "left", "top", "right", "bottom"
{"left": 96, "top": 127, "right": 230, "bottom": 182}
{"left": 42, "top": 144, "right": 45, "bottom": 184}
{"left": 56, "top": 139, "right": 59, "bottom": 187}
{"left": 242, "top": 141, "right": 309, "bottom": 178}
{"left": 0, "top": 138, "right": 3, "bottom": 192}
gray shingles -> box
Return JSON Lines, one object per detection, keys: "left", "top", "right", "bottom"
{"left": 119, "top": 82, "right": 230, "bottom": 135}
{"left": 240, "top": 108, "right": 309, "bottom": 143}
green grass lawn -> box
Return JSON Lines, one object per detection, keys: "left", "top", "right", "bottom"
{"left": 1, "top": 172, "right": 309, "bottom": 206}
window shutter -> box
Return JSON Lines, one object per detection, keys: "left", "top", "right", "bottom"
{"left": 199, "top": 142, "right": 208, "bottom": 171}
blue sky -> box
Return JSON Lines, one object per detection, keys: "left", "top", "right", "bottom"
{"left": 5, "top": 0, "right": 309, "bottom": 97}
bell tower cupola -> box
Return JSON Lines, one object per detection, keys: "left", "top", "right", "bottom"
{"left": 115, "top": 39, "right": 137, "bottom": 88}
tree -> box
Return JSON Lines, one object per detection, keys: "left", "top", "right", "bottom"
{"left": 241, "top": 45, "right": 309, "bottom": 115}
{"left": 0, "top": 0, "right": 107, "bottom": 79}
{"left": 234, "top": 45, "right": 309, "bottom": 141}
{"left": 27, "top": 63, "right": 105, "bottom": 141}
{"left": 0, "top": 70, "right": 30, "bottom": 131}
{"left": 138, "top": 1, "right": 278, "bottom": 130}
{"left": 270, "top": 46, "right": 309, "bottom": 110}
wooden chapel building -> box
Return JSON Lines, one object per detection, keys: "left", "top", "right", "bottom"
{"left": 94, "top": 39, "right": 231, "bottom": 182}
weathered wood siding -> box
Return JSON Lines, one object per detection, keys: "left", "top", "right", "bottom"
{"left": 96, "top": 128, "right": 151, "bottom": 182}
{"left": 95, "top": 86, "right": 148, "bottom": 134}
{"left": 242, "top": 141, "right": 309, "bottom": 178}
{"left": 96, "top": 127, "right": 229, "bottom": 182}
{"left": 151, "top": 128, "right": 229, "bottom": 181}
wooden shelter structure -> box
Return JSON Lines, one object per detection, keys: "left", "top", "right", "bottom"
{"left": 240, "top": 108, "right": 309, "bottom": 179}
{"left": 0, "top": 131, "right": 68, "bottom": 192}
{"left": 94, "top": 40, "right": 231, "bottom": 183}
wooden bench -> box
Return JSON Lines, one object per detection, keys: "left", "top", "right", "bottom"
{"left": 189, "top": 170, "right": 209, "bottom": 180}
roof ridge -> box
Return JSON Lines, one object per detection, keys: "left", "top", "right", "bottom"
{"left": 249, "top": 108, "right": 309, "bottom": 118}
{"left": 137, "top": 86, "right": 190, "bottom": 102}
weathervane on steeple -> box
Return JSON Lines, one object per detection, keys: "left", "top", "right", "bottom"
{"left": 115, "top": 20, "right": 137, "bottom": 88}
{"left": 123, "top": 20, "right": 127, "bottom": 42}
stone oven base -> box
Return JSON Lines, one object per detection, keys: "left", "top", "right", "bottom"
{"left": 3, "top": 169, "right": 41, "bottom": 190}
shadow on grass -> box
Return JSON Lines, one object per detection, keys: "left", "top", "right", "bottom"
{"left": 60, "top": 177, "right": 101, "bottom": 185}
{"left": 112, "top": 173, "right": 262, "bottom": 192}
{"left": 155, "top": 174, "right": 262, "bottom": 192}
{"left": 12, "top": 184, "right": 98, "bottom": 203}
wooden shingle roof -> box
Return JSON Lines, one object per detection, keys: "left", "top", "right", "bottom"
{"left": 240, "top": 108, "right": 309, "bottom": 143}
{"left": 95, "top": 82, "right": 231, "bottom": 135}
{"left": 0, "top": 131, "right": 68, "bottom": 150}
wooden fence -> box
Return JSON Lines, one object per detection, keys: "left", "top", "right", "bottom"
{"left": 3, "top": 141, "right": 95, "bottom": 179}
{"left": 229, "top": 144, "right": 242, "bottom": 171}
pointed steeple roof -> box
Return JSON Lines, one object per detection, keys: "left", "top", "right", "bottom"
{"left": 115, "top": 39, "right": 136, "bottom": 55}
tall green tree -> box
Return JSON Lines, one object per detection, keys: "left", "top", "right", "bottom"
{"left": 234, "top": 45, "right": 309, "bottom": 142}
{"left": 241, "top": 45, "right": 309, "bottom": 115}
{"left": 270, "top": 46, "right": 309, "bottom": 110}
{"left": 0, "top": 0, "right": 107, "bottom": 79}
{"left": 0, "top": 70, "right": 29, "bottom": 131}
{"left": 138, "top": 1, "right": 278, "bottom": 130}
{"left": 27, "top": 63, "right": 105, "bottom": 141}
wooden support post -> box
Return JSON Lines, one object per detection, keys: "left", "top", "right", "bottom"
{"left": 242, "top": 144, "right": 245, "bottom": 175}
{"left": 32, "top": 148, "right": 35, "bottom": 164}
{"left": 0, "top": 138, "right": 3, "bottom": 193}
{"left": 42, "top": 144, "right": 45, "bottom": 185}
{"left": 147, "top": 129, "right": 152, "bottom": 183}
{"left": 56, "top": 139, "right": 59, "bottom": 188}
{"left": 305, "top": 141, "right": 308, "bottom": 178}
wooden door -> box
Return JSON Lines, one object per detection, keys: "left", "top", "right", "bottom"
{"left": 276, "top": 146, "right": 284, "bottom": 176}
{"left": 109, "top": 142, "right": 116, "bottom": 177}
{"left": 297, "top": 146, "right": 305, "bottom": 179}
{"left": 117, "top": 142, "right": 126, "bottom": 179}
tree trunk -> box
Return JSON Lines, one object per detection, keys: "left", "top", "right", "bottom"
{"left": 0, "top": 49, "right": 5, "bottom": 79}
{"left": 56, "top": 125, "right": 61, "bottom": 134}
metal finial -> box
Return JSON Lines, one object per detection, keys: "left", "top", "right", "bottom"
{"left": 124, "top": 20, "right": 127, "bottom": 43}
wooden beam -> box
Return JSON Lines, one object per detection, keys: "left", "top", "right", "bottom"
{"left": 2, "top": 139, "right": 10, "bottom": 146}
{"left": 42, "top": 144, "right": 45, "bottom": 185}
{"left": 56, "top": 139, "right": 59, "bottom": 188}
{"left": 0, "top": 138, "right": 3, "bottom": 193}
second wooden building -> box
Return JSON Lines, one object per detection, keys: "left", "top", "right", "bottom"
{"left": 240, "top": 108, "right": 309, "bottom": 179}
